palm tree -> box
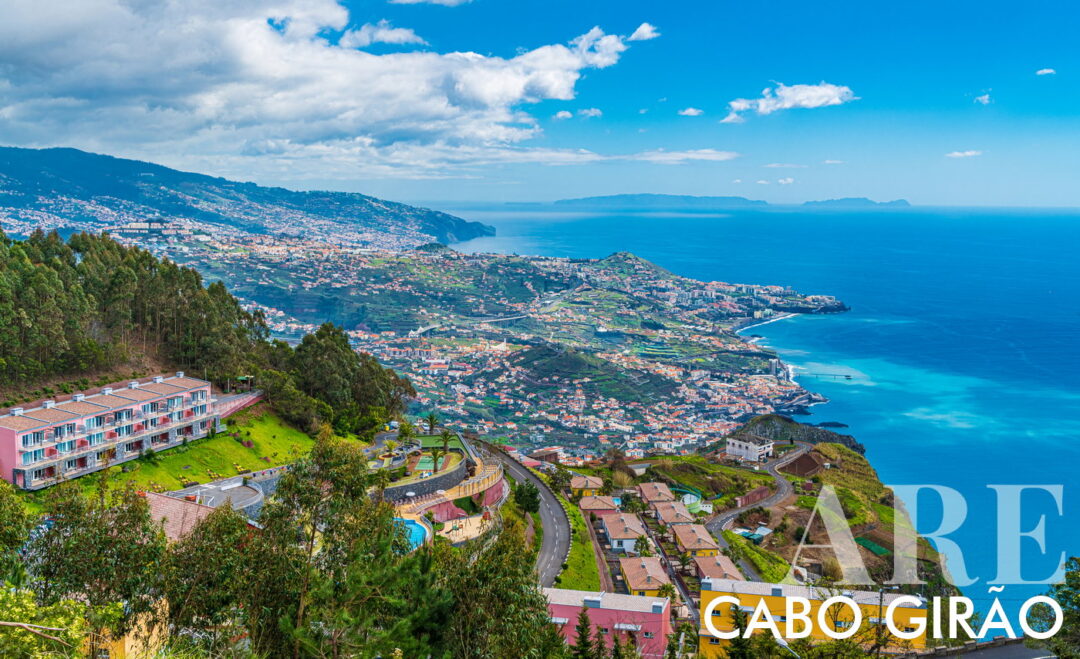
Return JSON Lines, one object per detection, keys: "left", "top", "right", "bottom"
{"left": 373, "top": 468, "right": 392, "bottom": 501}
{"left": 430, "top": 447, "right": 446, "bottom": 473}
{"left": 384, "top": 439, "right": 399, "bottom": 455}
{"left": 425, "top": 411, "right": 440, "bottom": 435}
{"left": 439, "top": 428, "right": 454, "bottom": 453}
{"left": 657, "top": 582, "right": 678, "bottom": 602}
{"left": 677, "top": 551, "right": 692, "bottom": 575}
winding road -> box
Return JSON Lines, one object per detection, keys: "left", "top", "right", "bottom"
{"left": 704, "top": 442, "right": 811, "bottom": 581}
{"left": 482, "top": 447, "right": 571, "bottom": 587}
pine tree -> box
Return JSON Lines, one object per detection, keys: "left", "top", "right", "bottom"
{"left": 571, "top": 607, "right": 596, "bottom": 659}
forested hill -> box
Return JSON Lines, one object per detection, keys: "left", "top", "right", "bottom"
{"left": 0, "top": 229, "right": 412, "bottom": 437}
{"left": 0, "top": 146, "right": 494, "bottom": 246}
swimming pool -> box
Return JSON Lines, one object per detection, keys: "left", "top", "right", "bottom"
{"left": 394, "top": 517, "right": 430, "bottom": 551}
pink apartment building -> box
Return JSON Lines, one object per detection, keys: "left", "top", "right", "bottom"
{"left": 544, "top": 588, "right": 672, "bottom": 658}
{"left": 0, "top": 372, "right": 219, "bottom": 490}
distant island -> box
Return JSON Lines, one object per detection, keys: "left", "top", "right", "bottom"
{"left": 549, "top": 193, "right": 912, "bottom": 210}
{"left": 553, "top": 193, "right": 768, "bottom": 209}
{"left": 802, "top": 197, "right": 911, "bottom": 208}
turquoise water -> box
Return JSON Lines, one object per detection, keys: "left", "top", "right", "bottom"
{"left": 395, "top": 517, "right": 429, "bottom": 551}
{"left": 451, "top": 205, "right": 1080, "bottom": 612}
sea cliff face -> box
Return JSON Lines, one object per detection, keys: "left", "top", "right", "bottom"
{"left": 733, "top": 413, "right": 867, "bottom": 454}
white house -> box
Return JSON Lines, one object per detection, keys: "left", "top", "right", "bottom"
{"left": 725, "top": 434, "right": 774, "bottom": 462}
{"left": 601, "top": 513, "right": 648, "bottom": 553}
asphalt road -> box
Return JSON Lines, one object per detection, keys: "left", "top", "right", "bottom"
{"left": 484, "top": 448, "right": 571, "bottom": 587}
{"left": 958, "top": 644, "right": 1056, "bottom": 658}
{"left": 705, "top": 443, "right": 811, "bottom": 580}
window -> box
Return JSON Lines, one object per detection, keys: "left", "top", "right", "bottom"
{"left": 57, "top": 440, "right": 76, "bottom": 453}
{"left": 191, "top": 390, "right": 206, "bottom": 402}
{"left": 53, "top": 424, "right": 75, "bottom": 438}
{"left": 22, "top": 449, "right": 45, "bottom": 466}
{"left": 644, "top": 632, "right": 654, "bottom": 639}
{"left": 168, "top": 396, "right": 183, "bottom": 410}
{"left": 709, "top": 638, "right": 721, "bottom": 645}
{"left": 115, "top": 409, "right": 133, "bottom": 422}
{"left": 148, "top": 417, "right": 159, "bottom": 428}
{"left": 32, "top": 468, "right": 49, "bottom": 481}
{"left": 599, "top": 628, "right": 609, "bottom": 635}
{"left": 116, "top": 424, "right": 133, "bottom": 438}
{"left": 193, "top": 404, "right": 207, "bottom": 416}
{"left": 21, "top": 431, "right": 44, "bottom": 447}
{"left": 142, "top": 402, "right": 158, "bottom": 414}
{"left": 88, "top": 432, "right": 104, "bottom": 446}
{"left": 87, "top": 415, "right": 105, "bottom": 429}
{"left": 169, "top": 411, "right": 183, "bottom": 423}
{"left": 66, "top": 459, "right": 80, "bottom": 470}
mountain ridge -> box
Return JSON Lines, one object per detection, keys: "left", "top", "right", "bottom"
{"left": 0, "top": 146, "right": 494, "bottom": 246}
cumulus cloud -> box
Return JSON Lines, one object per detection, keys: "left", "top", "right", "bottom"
{"left": 1036, "top": 68, "right": 1056, "bottom": 76}
{"left": 777, "top": 177, "right": 795, "bottom": 185}
{"left": 552, "top": 110, "right": 573, "bottom": 120}
{"left": 340, "top": 20, "right": 426, "bottom": 48}
{"left": 628, "top": 22, "right": 660, "bottom": 41}
{"left": 678, "top": 107, "right": 703, "bottom": 116}
{"left": 579, "top": 107, "right": 603, "bottom": 118}
{"left": 0, "top": 0, "right": 641, "bottom": 179}
{"left": 763, "top": 163, "right": 806, "bottom": 168}
{"left": 756, "top": 179, "right": 770, "bottom": 185}
{"left": 822, "top": 159, "right": 844, "bottom": 164}
{"left": 946, "top": 150, "right": 983, "bottom": 158}
{"left": 720, "top": 82, "right": 856, "bottom": 123}
{"left": 974, "top": 93, "right": 991, "bottom": 105}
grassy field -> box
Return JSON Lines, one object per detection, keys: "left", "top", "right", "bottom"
{"left": 723, "top": 530, "right": 791, "bottom": 583}
{"left": 555, "top": 492, "right": 602, "bottom": 591}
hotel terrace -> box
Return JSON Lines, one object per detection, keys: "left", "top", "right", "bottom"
{"left": 0, "top": 373, "right": 219, "bottom": 490}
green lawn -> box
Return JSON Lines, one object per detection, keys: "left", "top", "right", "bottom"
{"left": 418, "top": 434, "right": 466, "bottom": 451}
{"left": 79, "top": 409, "right": 314, "bottom": 494}
{"left": 555, "top": 493, "right": 602, "bottom": 591}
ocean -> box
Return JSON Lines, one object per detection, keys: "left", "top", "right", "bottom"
{"left": 450, "top": 205, "right": 1080, "bottom": 614}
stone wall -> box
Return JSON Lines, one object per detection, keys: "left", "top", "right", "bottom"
{"left": 383, "top": 458, "right": 469, "bottom": 503}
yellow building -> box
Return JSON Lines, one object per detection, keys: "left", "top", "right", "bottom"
{"left": 672, "top": 523, "right": 719, "bottom": 557}
{"left": 570, "top": 474, "right": 603, "bottom": 497}
{"left": 698, "top": 578, "right": 929, "bottom": 657}
{"left": 619, "top": 557, "right": 671, "bottom": 597}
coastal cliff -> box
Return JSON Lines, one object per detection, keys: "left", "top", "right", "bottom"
{"left": 731, "top": 413, "right": 867, "bottom": 454}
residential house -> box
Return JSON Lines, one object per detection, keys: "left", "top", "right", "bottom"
{"left": 545, "top": 588, "right": 671, "bottom": 659}
{"left": 570, "top": 474, "right": 603, "bottom": 497}
{"left": 637, "top": 482, "right": 675, "bottom": 505}
{"left": 724, "top": 434, "right": 774, "bottom": 462}
{"left": 601, "top": 513, "right": 648, "bottom": 553}
{"left": 652, "top": 500, "right": 694, "bottom": 526}
{"left": 693, "top": 555, "right": 744, "bottom": 582}
{"left": 579, "top": 495, "right": 620, "bottom": 518}
{"left": 673, "top": 524, "right": 720, "bottom": 557}
{"left": 619, "top": 557, "right": 671, "bottom": 597}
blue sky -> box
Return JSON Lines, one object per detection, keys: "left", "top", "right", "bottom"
{"left": 1, "top": 0, "right": 1077, "bottom": 205}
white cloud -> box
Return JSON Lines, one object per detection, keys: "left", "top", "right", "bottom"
{"left": 756, "top": 179, "right": 770, "bottom": 185}
{"left": 552, "top": 110, "right": 573, "bottom": 120}
{"left": 678, "top": 107, "right": 703, "bottom": 116}
{"left": 822, "top": 159, "right": 844, "bottom": 164}
{"left": 628, "top": 22, "right": 660, "bottom": 41}
{"left": 777, "top": 177, "right": 795, "bottom": 185}
{"left": 628, "top": 148, "right": 738, "bottom": 164}
{"left": 389, "top": 0, "right": 471, "bottom": 5}
{"left": 946, "top": 150, "right": 983, "bottom": 158}
{"left": 732, "top": 179, "right": 742, "bottom": 183}
{"left": 1036, "top": 68, "right": 1056, "bottom": 76}
{"left": 974, "top": 93, "right": 991, "bottom": 105}
{"left": 578, "top": 107, "right": 603, "bottom": 118}
{"left": 340, "top": 20, "right": 426, "bottom": 48}
{"left": 638, "top": 108, "right": 648, "bottom": 114}
{"left": 763, "top": 162, "right": 806, "bottom": 168}
{"left": 0, "top": 1, "right": 641, "bottom": 180}
{"left": 721, "top": 81, "right": 856, "bottom": 123}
